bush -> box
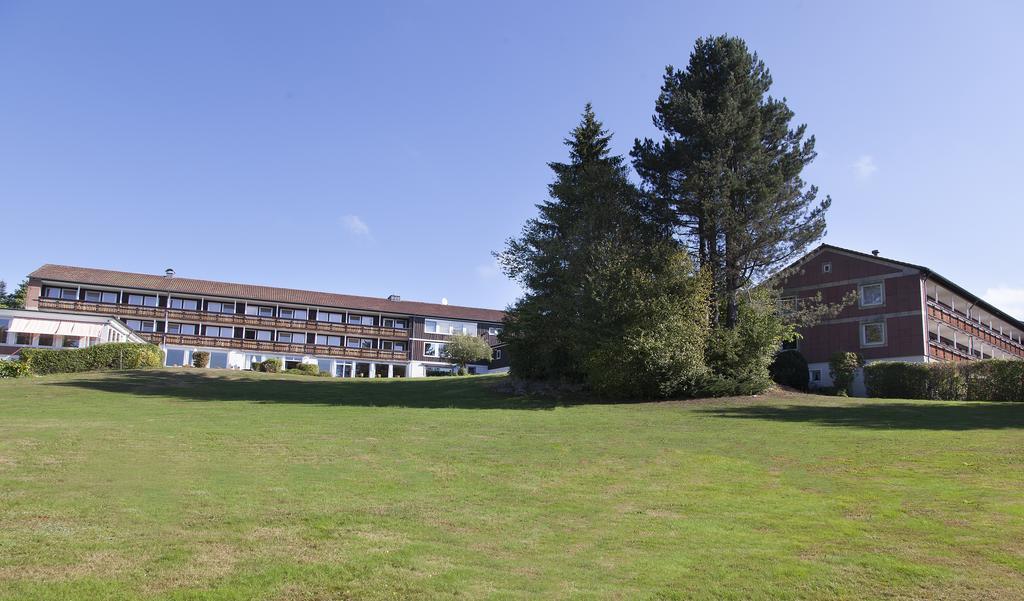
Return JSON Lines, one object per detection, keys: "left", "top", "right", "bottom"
{"left": 259, "top": 358, "right": 282, "bottom": 373}
{"left": 829, "top": 352, "right": 863, "bottom": 396}
{"left": 20, "top": 343, "right": 163, "bottom": 375}
{"left": 0, "top": 360, "right": 30, "bottom": 378}
{"left": 769, "top": 350, "right": 809, "bottom": 391}
{"left": 191, "top": 351, "right": 210, "bottom": 369}
{"left": 863, "top": 362, "right": 930, "bottom": 399}
{"left": 286, "top": 363, "right": 320, "bottom": 376}
{"left": 863, "top": 360, "right": 1023, "bottom": 401}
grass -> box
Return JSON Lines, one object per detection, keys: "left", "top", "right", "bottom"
{"left": 0, "top": 370, "right": 1022, "bottom": 600}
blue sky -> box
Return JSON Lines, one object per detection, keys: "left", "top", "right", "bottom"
{"left": 2, "top": 1, "right": 1022, "bottom": 315}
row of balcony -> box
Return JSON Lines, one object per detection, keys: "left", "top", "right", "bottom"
{"left": 38, "top": 298, "right": 411, "bottom": 340}
{"left": 926, "top": 301, "right": 1024, "bottom": 358}
{"left": 138, "top": 332, "right": 410, "bottom": 361}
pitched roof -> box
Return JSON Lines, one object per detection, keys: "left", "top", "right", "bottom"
{"left": 789, "top": 244, "right": 1024, "bottom": 331}
{"left": 28, "top": 264, "right": 507, "bottom": 323}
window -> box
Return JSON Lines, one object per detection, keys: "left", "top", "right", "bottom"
{"left": 380, "top": 340, "right": 406, "bottom": 351}
{"left": 62, "top": 337, "right": 81, "bottom": 348}
{"left": 488, "top": 327, "right": 502, "bottom": 336}
{"left": 316, "top": 311, "right": 343, "bottom": 323}
{"left": 204, "top": 325, "right": 234, "bottom": 338}
{"left": 861, "top": 320, "right": 886, "bottom": 347}
{"left": 210, "top": 352, "right": 229, "bottom": 369}
{"left": 779, "top": 296, "right": 798, "bottom": 314}
{"left": 125, "top": 319, "right": 155, "bottom": 332}
{"left": 317, "top": 359, "right": 332, "bottom": 374}
{"left": 85, "top": 290, "right": 119, "bottom": 304}
{"left": 424, "top": 320, "right": 477, "bottom": 336}
{"left": 165, "top": 349, "right": 187, "bottom": 367}
{"left": 348, "top": 314, "right": 375, "bottom": 326}
{"left": 810, "top": 369, "right": 822, "bottom": 382}
{"left": 44, "top": 287, "right": 77, "bottom": 300}
{"left": 423, "top": 342, "right": 447, "bottom": 358}
{"left": 127, "top": 294, "right": 158, "bottom": 307}
{"left": 207, "top": 301, "right": 235, "bottom": 314}
{"left": 38, "top": 334, "right": 54, "bottom": 347}
{"left": 822, "top": 262, "right": 832, "bottom": 274}
{"left": 345, "top": 337, "right": 375, "bottom": 349}
{"left": 16, "top": 332, "right": 31, "bottom": 345}
{"left": 168, "top": 323, "right": 198, "bottom": 335}
{"left": 494, "top": 349, "right": 502, "bottom": 360}
{"left": 245, "top": 329, "right": 272, "bottom": 341}
{"left": 246, "top": 305, "right": 275, "bottom": 317}
{"left": 277, "top": 332, "right": 306, "bottom": 344}
{"left": 382, "top": 318, "right": 407, "bottom": 329}
{"left": 315, "top": 334, "right": 342, "bottom": 346}
{"left": 169, "top": 298, "right": 199, "bottom": 310}
{"left": 781, "top": 339, "right": 798, "bottom": 351}
{"left": 859, "top": 282, "right": 884, "bottom": 307}
{"left": 279, "top": 308, "right": 308, "bottom": 321}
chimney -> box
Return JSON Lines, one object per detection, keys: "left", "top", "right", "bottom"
{"left": 871, "top": 250, "right": 880, "bottom": 257}
{"left": 441, "top": 297, "right": 448, "bottom": 306}
{"left": 388, "top": 294, "right": 401, "bottom": 302}
{"left": 165, "top": 268, "right": 175, "bottom": 278}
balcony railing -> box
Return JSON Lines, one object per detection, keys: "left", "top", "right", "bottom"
{"left": 926, "top": 300, "right": 1024, "bottom": 358}
{"left": 37, "top": 298, "right": 411, "bottom": 340}
{"left": 138, "top": 332, "right": 409, "bottom": 361}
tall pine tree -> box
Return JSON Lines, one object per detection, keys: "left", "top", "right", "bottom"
{"left": 632, "top": 35, "right": 830, "bottom": 328}
{"left": 498, "top": 105, "right": 709, "bottom": 395}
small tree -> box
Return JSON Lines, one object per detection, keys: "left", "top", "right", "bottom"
{"left": 1, "top": 279, "right": 28, "bottom": 309}
{"left": 442, "top": 334, "right": 493, "bottom": 375}
{"left": 192, "top": 351, "right": 210, "bottom": 369}
{"left": 829, "top": 352, "right": 863, "bottom": 396}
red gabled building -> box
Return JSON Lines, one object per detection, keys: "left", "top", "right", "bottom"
{"left": 778, "top": 245, "right": 1024, "bottom": 395}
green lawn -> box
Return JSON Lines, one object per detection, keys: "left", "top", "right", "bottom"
{"left": 1, "top": 370, "right": 1022, "bottom": 600}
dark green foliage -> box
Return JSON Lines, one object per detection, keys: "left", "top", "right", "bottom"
{"left": 286, "top": 363, "right": 320, "bottom": 376}
{"left": 770, "top": 350, "right": 809, "bottom": 391}
{"left": 20, "top": 343, "right": 163, "bottom": 375}
{"left": 829, "top": 352, "right": 863, "bottom": 397}
{"left": 499, "top": 105, "right": 710, "bottom": 398}
{"left": 442, "top": 334, "right": 493, "bottom": 373}
{"left": 259, "top": 359, "right": 282, "bottom": 373}
{"left": 191, "top": 351, "right": 210, "bottom": 369}
{"left": 864, "top": 360, "right": 1023, "bottom": 401}
{"left": 863, "top": 362, "right": 930, "bottom": 399}
{"left": 0, "top": 360, "right": 30, "bottom": 378}
{"left": 632, "top": 35, "right": 829, "bottom": 328}
{"left": 0, "top": 279, "right": 28, "bottom": 309}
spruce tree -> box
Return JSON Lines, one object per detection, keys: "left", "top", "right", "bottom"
{"left": 632, "top": 35, "right": 830, "bottom": 327}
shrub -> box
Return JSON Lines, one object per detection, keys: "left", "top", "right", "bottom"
{"left": 286, "top": 363, "right": 320, "bottom": 376}
{"left": 20, "top": 343, "right": 163, "bottom": 375}
{"left": 769, "top": 350, "right": 809, "bottom": 391}
{"left": 259, "top": 359, "right": 282, "bottom": 373}
{"left": 191, "top": 351, "right": 210, "bottom": 369}
{"left": 0, "top": 359, "right": 30, "bottom": 378}
{"left": 829, "top": 352, "right": 863, "bottom": 396}
{"left": 863, "top": 360, "right": 1022, "bottom": 401}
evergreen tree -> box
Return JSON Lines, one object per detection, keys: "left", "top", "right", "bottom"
{"left": 0, "top": 280, "right": 6, "bottom": 307}
{"left": 499, "top": 105, "right": 708, "bottom": 396}
{"left": 632, "top": 35, "right": 830, "bottom": 328}
{"left": 7, "top": 279, "right": 28, "bottom": 309}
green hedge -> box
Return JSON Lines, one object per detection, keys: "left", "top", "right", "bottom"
{"left": 0, "top": 360, "right": 31, "bottom": 378}
{"left": 20, "top": 343, "right": 164, "bottom": 376}
{"left": 285, "top": 363, "right": 320, "bottom": 376}
{"left": 864, "top": 360, "right": 1023, "bottom": 401}
{"left": 258, "top": 359, "right": 282, "bottom": 373}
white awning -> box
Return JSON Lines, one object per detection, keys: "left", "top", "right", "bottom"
{"left": 9, "top": 318, "right": 102, "bottom": 338}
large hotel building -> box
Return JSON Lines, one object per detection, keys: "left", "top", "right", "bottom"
{"left": 13, "top": 264, "right": 509, "bottom": 378}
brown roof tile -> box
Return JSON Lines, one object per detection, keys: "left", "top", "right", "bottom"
{"left": 28, "top": 264, "right": 507, "bottom": 323}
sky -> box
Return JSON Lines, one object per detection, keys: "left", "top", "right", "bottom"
{"left": 1, "top": 1, "right": 1022, "bottom": 316}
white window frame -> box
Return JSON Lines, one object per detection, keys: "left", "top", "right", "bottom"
{"left": 494, "top": 349, "right": 502, "bottom": 360}
{"left": 810, "top": 369, "right": 821, "bottom": 382}
{"left": 315, "top": 334, "right": 342, "bottom": 347}
{"left": 205, "top": 325, "right": 234, "bottom": 338}
{"left": 207, "top": 301, "right": 236, "bottom": 314}
{"left": 127, "top": 294, "right": 158, "bottom": 307}
{"left": 277, "top": 332, "right": 306, "bottom": 344}
{"left": 822, "top": 262, "right": 832, "bottom": 274}
{"left": 85, "top": 290, "right": 119, "bottom": 304}
{"left": 860, "top": 320, "right": 887, "bottom": 347}
{"left": 169, "top": 297, "right": 199, "bottom": 311}
{"left": 423, "top": 342, "right": 448, "bottom": 358}
{"left": 125, "top": 319, "right": 156, "bottom": 333}
{"left": 168, "top": 323, "right": 198, "bottom": 335}
{"left": 488, "top": 327, "right": 502, "bottom": 336}
{"left": 316, "top": 311, "right": 344, "bottom": 323}
{"left": 858, "top": 282, "right": 884, "bottom": 308}
{"left": 279, "top": 308, "right": 308, "bottom": 321}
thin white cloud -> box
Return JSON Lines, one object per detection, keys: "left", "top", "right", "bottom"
{"left": 476, "top": 260, "right": 500, "bottom": 279}
{"left": 341, "top": 215, "right": 371, "bottom": 239}
{"left": 983, "top": 286, "right": 1024, "bottom": 320}
{"left": 853, "top": 155, "right": 878, "bottom": 180}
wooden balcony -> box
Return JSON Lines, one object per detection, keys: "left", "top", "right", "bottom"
{"left": 37, "top": 298, "right": 411, "bottom": 340}
{"left": 926, "top": 300, "right": 1024, "bottom": 359}
{"left": 138, "top": 332, "right": 409, "bottom": 361}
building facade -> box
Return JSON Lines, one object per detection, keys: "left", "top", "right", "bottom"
{"left": 23, "top": 265, "right": 508, "bottom": 378}
{"left": 779, "top": 245, "right": 1024, "bottom": 395}
{"left": 0, "top": 308, "right": 145, "bottom": 360}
